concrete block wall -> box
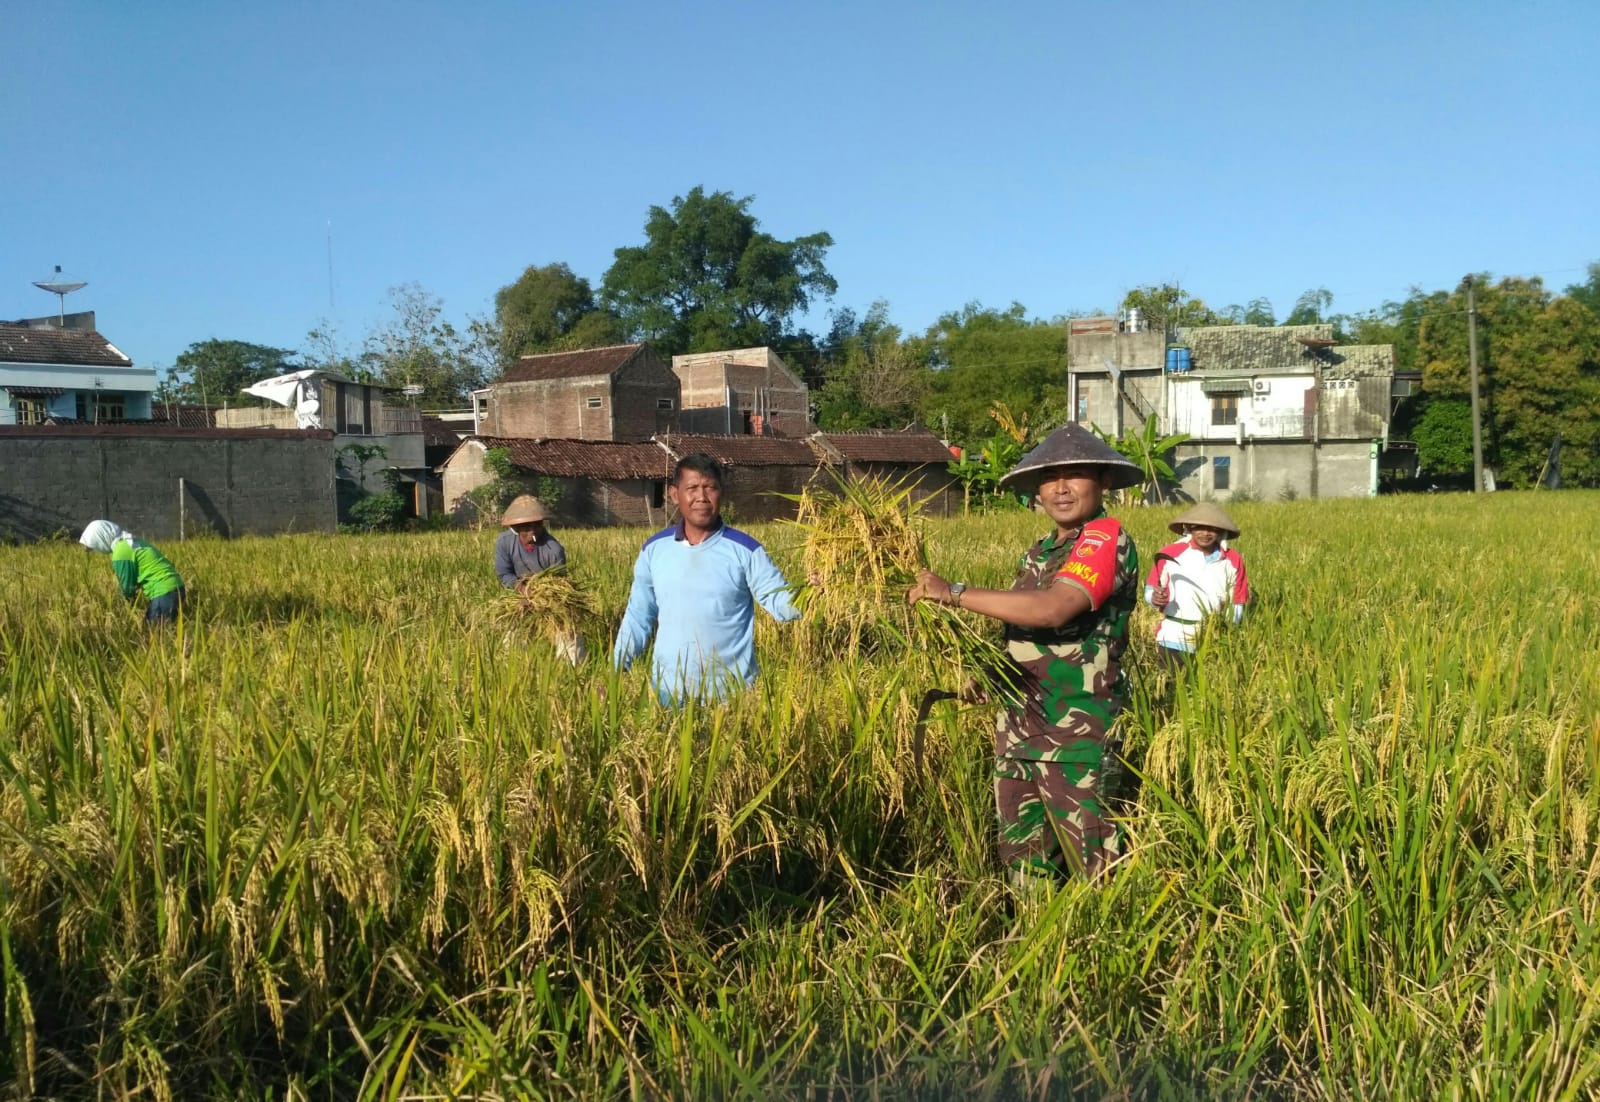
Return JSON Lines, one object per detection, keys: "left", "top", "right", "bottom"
{"left": 0, "top": 431, "right": 337, "bottom": 542}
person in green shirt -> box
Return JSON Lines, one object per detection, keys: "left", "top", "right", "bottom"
{"left": 79, "top": 520, "right": 187, "bottom": 624}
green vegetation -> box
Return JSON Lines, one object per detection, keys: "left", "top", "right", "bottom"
{"left": 2, "top": 492, "right": 1597, "bottom": 1097}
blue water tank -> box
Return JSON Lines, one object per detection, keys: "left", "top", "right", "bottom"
{"left": 1175, "top": 347, "right": 1192, "bottom": 372}
{"left": 1165, "top": 347, "right": 1180, "bottom": 372}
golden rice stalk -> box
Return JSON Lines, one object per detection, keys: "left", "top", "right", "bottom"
{"left": 494, "top": 569, "right": 600, "bottom": 646}
{"left": 785, "top": 472, "right": 1014, "bottom": 695}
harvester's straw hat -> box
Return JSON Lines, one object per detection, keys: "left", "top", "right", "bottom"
{"left": 1168, "top": 502, "right": 1240, "bottom": 539}
{"left": 997, "top": 424, "right": 1144, "bottom": 492}
{"left": 500, "top": 495, "right": 550, "bottom": 526}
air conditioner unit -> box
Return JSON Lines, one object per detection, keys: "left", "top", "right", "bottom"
{"left": 1252, "top": 379, "right": 1271, "bottom": 395}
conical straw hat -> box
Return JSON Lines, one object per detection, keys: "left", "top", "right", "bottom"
{"left": 1168, "top": 502, "right": 1240, "bottom": 539}
{"left": 997, "top": 424, "right": 1144, "bottom": 492}
{"left": 501, "top": 495, "right": 550, "bottom": 525}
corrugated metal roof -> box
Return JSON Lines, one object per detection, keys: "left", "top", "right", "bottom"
{"left": 501, "top": 343, "right": 646, "bottom": 383}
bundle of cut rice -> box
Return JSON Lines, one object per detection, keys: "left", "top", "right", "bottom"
{"left": 494, "top": 569, "right": 599, "bottom": 647}
{"left": 786, "top": 473, "right": 1013, "bottom": 695}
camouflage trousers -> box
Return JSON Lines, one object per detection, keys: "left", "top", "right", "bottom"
{"left": 994, "top": 744, "right": 1124, "bottom": 879}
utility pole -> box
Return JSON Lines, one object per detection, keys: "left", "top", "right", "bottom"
{"left": 1463, "top": 275, "right": 1485, "bottom": 493}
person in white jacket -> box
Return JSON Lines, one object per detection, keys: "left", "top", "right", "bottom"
{"left": 1144, "top": 502, "right": 1249, "bottom": 667}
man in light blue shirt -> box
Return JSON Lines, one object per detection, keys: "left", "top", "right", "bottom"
{"left": 611, "top": 453, "right": 800, "bottom": 704}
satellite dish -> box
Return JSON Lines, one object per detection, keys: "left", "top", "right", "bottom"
{"left": 32, "top": 265, "right": 88, "bottom": 324}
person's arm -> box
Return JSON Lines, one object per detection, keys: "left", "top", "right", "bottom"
{"left": 111, "top": 543, "right": 140, "bottom": 600}
{"left": 1230, "top": 551, "right": 1249, "bottom": 623}
{"left": 494, "top": 534, "right": 519, "bottom": 588}
{"left": 611, "top": 547, "right": 659, "bottom": 671}
{"left": 551, "top": 540, "right": 568, "bottom": 569}
{"left": 911, "top": 571, "right": 1090, "bottom": 630}
{"left": 747, "top": 547, "right": 800, "bottom": 623}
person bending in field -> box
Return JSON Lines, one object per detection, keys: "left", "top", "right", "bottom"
{"left": 79, "top": 520, "right": 186, "bottom": 626}
{"left": 611, "top": 453, "right": 799, "bottom": 705}
{"left": 1144, "top": 502, "right": 1249, "bottom": 669}
{"left": 495, "top": 494, "right": 583, "bottom": 663}
{"left": 908, "top": 425, "right": 1142, "bottom": 884}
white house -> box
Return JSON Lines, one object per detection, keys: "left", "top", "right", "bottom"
{"left": 0, "top": 319, "right": 156, "bottom": 425}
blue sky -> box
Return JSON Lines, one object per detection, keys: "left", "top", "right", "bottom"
{"left": 5, "top": 0, "right": 1597, "bottom": 372}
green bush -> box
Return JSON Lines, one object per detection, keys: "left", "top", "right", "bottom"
{"left": 347, "top": 491, "right": 409, "bottom": 532}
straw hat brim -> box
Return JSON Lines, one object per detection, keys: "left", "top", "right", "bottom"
{"left": 1168, "top": 502, "right": 1240, "bottom": 539}
{"left": 997, "top": 425, "right": 1145, "bottom": 492}
{"left": 501, "top": 496, "right": 550, "bottom": 525}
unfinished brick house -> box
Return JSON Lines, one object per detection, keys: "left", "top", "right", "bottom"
{"left": 670, "top": 347, "right": 810, "bottom": 436}
{"left": 481, "top": 343, "right": 680, "bottom": 441}
{"left": 809, "top": 428, "right": 961, "bottom": 515}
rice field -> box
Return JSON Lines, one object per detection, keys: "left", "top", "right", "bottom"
{"left": 1, "top": 492, "right": 1597, "bottom": 1100}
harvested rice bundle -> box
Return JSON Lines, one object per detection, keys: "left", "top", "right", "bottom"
{"left": 494, "top": 569, "right": 600, "bottom": 647}
{"left": 788, "top": 473, "right": 1014, "bottom": 695}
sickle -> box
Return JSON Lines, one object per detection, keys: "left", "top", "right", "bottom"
{"left": 912, "top": 688, "right": 959, "bottom": 773}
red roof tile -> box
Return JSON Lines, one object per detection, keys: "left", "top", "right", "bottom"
{"left": 474, "top": 436, "right": 672, "bottom": 480}
{"left": 500, "top": 343, "right": 646, "bottom": 383}
{"left": 0, "top": 325, "right": 132, "bottom": 367}
{"left": 815, "top": 429, "right": 955, "bottom": 465}
{"left": 656, "top": 432, "right": 818, "bottom": 468}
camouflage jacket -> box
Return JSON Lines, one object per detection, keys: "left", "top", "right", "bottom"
{"left": 994, "top": 513, "right": 1138, "bottom": 761}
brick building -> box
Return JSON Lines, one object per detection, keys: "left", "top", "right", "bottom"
{"left": 482, "top": 343, "right": 680, "bottom": 441}
{"left": 809, "top": 428, "right": 961, "bottom": 515}
{"left": 671, "top": 347, "right": 810, "bottom": 436}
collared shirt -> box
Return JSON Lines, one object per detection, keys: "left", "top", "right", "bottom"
{"left": 495, "top": 528, "right": 567, "bottom": 587}
{"left": 611, "top": 519, "right": 799, "bottom": 704}
{"left": 995, "top": 512, "right": 1138, "bottom": 761}
{"left": 1144, "top": 538, "right": 1248, "bottom": 652}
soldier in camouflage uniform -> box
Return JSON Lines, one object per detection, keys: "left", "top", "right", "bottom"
{"left": 910, "top": 425, "right": 1143, "bottom": 881}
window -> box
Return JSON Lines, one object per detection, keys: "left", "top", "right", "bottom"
{"left": 651, "top": 480, "right": 666, "bottom": 509}
{"left": 740, "top": 410, "right": 754, "bottom": 434}
{"left": 1213, "top": 456, "right": 1231, "bottom": 491}
{"left": 13, "top": 397, "right": 47, "bottom": 425}
{"left": 586, "top": 397, "right": 603, "bottom": 409}
{"left": 1076, "top": 395, "right": 1089, "bottom": 422}
{"left": 657, "top": 397, "right": 674, "bottom": 410}
{"left": 75, "top": 394, "right": 126, "bottom": 422}
{"left": 1210, "top": 395, "right": 1238, "bottom": 427}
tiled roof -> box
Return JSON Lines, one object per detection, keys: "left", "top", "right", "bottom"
{"left": 656, "top": 432, "right": 818, "bottom": 467}
{"left": 0, "top": 325, "right": 132, "bottom": 367}
{"left": 501, "top": 343, "right": 646, "bottom": 383}
{"left": 474, "top": 436, "right": 672, "bottom": 480}
{"left": 1323, "top": 344, "right": 1396, "bottom": 379}
{"left": 814, "top": 428, "right": 955, "bottom": 465}
{"left": 144, "top": 404, "right": 220, "bottom": 429}
{"left": 1174, "top": 324, "right": 1395, "bottom": 379}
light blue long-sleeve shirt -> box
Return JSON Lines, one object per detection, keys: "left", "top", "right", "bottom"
{"left": 611, "top": 521, "right": 800, "bottom": 704}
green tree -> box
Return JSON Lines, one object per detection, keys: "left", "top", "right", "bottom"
{"left": 600, "top": 187, "right": 836, "bottom": 356}
{"left": 1119, "top": 284, "right": 1227, "bottom": 331}
{"left": 1219, "top": 297, "right": 1276, "bottom": 326}
{"left": 1283, "top": 287, "right": 1335, "bottom": 326}
{"left": 172, "top": 339, "right": 299, "bottom": 405}
{"left": 1564, "top": 261, "right": 1600, "bottom": 316}
{"left": 813, "top": 301, "right": 929, "bottom": 430}
{"left": 918, "top": 303, "right": 1067, "bottom": 442}
{"left": 490, "top": 262, "right": 625, "bottom": 367}
{"left": 363, "top": 283, "right": 482, "bottom": 406}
